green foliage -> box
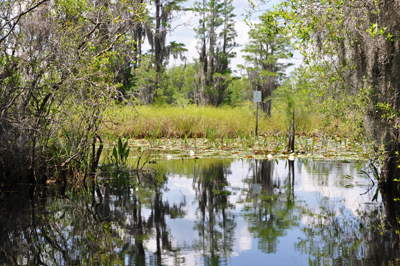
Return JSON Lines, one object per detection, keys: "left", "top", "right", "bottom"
{"left": 135, "top": 152, "right": 152, "bottom": 170}
{"left": 359, "top": 161, "right": 380, "bottom": 186}
{"left": 241, "top": 16, "right": 293, "bottom": 82}
{"left": 0, "top": 0, "right": 146, "bottom": 181}
{"left": 266, "top": 0, "right": 399, "bottom": 172}
{"left": 224, "top": 77, "right": 250, "bottom": 106}
{"left": 163, "top": 63, "right": 198, "bottom": 105}
{"left": 272, "top": 80, "right": 295, "bottom": 126}
{"left": 112, "top": 136, "right": 130, "bottom": 167}
{"left": 127, "top": 56, "right": 158, "bottom": 104}
{"left": 140, "top": 62, "right": 248, "bottom": 107}
{"left": 240, "top": 13, "right": 293, "bottom": 114}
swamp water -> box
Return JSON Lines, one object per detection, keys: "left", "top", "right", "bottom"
{"left": 1, "top": 158, "right": 399, "bottom": 265}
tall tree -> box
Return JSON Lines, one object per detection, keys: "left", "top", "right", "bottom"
{"left": 145, "top": 0, "right": 187, "bottom": 104}
{"left": 193, "top": 0, "right": 210, "bottom": 105}
{"left": 211, "top": 0, "right": 238, "bottom": 106}
{"left": 193, "top": 0, "right": 237, "bottom": 106}
{"left": 240, "top": 14, "right": 293, "bottom": 115}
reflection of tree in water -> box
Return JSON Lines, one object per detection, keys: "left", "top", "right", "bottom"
{"left": 299, "top": 159, "right": 361, "bottom": 187}
{"left": 192, "top": 160, "right": 237, "bottom": 265}
{"left": 93, "top": 170, "right": 189, "bottom": 265}
{"left": 298, "top": 188, "right": 400, "bottom": 265}
{"left": 0, "top": 170, "right": 187, "bottom": 265}
{"left": 249, "top": 160, "right": 278, "bottom": 194}
{"left": 4, "top": 159, "right": 400, "bottom": 265}
{"left": 293, "top": 159, "right": 400, "bottom": 265}
{"left": 242, "top": 159, "right": 300, "bottom": 254}
{"left": 0, "top": 184, "right": 122, "bottom": 265}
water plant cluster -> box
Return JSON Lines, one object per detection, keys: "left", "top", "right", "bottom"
{"left": 100, "top": 133, "right": 372, "bottom": 167}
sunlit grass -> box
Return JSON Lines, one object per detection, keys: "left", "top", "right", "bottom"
{"left": 97, "top": 103, "right": 372, "bottom": 165}
{"left": 102, "top": 103, "right": 355, "bottom": 138}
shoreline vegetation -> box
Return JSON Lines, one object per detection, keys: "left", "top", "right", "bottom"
{"left": 96, "top": 104, "right": 373, "bottom": 167}
{"left": 103, "top": 104, "right": 360, "bottom": 139}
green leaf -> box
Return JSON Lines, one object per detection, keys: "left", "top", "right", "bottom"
{"left": 371, "top": 163, "right": 380, "bottom": 181}
{"left": 118, "top": 137, "right": 123, "bottom": 152}
{"left": 112, "top": 147, "right": 118, "bottom": 163}
{"left": 359, "top": 170, "right": 369, "bottom": 177}
{"left": 123, "top": 141, "right": 128, "bottom": 151}
{"left": 344, "top": 174, "right": 355, "bottom": 181}
{"left": 372, "top": 188, "right": 379, "bottom": 202}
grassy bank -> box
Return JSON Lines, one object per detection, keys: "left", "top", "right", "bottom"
{"left": 102, "top": 103, "right": 358, "bottom": 139}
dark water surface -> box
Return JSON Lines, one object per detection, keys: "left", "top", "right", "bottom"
{"left": 1, "top": 159, "right": 399, "bottom": 265}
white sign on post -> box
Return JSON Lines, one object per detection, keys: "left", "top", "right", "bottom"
{"left": 254, "top": 91, "right": 262, "bottom": 102}
{"left": 252, "top": 183, "right": 261, "bottom": 195}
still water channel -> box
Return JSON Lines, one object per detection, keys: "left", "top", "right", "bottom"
{"left": 1, "top": 159, "right": 399, "bottom": 265}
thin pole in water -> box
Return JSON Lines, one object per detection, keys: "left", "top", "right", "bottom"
{"left": 254, "top": 91, "right": 261, "bottom": 136}
{"left": 256, "top": 102, "right": 258, "bottom": 136}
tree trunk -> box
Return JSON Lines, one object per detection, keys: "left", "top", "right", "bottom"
{"left": 208, "top": 5, "right": 215, "bottom": 87}
{"left": 155, "top": 0, "right": 161, "bottom": 74}
{"left": 379, "top": 128, "right": 400, "bottom": 196}
{"left": 261, "top": 98, "right": 271, "bottom": 115}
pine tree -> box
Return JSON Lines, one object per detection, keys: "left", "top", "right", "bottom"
{"left": 193, "top": 0, "right": 237, "bottom": 105}
{"left": 241, "top": 14, "right": 293, "bottom": 115}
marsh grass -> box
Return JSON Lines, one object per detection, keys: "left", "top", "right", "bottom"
{"left": 102, "top": 103, "right": 355, "bottom": 139}
{"left": 93, "top": 101, "right": 374, "bottom": 169}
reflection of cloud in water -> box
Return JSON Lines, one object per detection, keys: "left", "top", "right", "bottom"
{"left": 167, "top": 175, "right": 196, "bottom": 196}
{"left": 167, "top": 218, "right": 197, "bottom": 245}
{"left": 144, "top": 237, "right": 157, "bottom": 254}
{"left": 235, "top": 219, "right": 253, "bottom": 252}
{"left": 225, "top": 190, "right": 253, "bottom": 255}
{"left": 166, "top": 174, "right": 198, "bottom": 221}
{"left": 150, "top": 159, "right": 380, "bottom": 264}
{"left": 144, "top": 227, "right": 201, "bottom": 266}
{"left": 141, "top": 208, "right": 152, "bottom": 218}
{"left": 295, "top": 160, "right": 378, "bottom": 219}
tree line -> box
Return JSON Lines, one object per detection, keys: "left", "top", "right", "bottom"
{"left": 118, "top": 0, "right": 292, "bottom": 109}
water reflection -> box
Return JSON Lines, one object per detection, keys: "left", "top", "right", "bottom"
{"left": 192, "top": 160, "right": 236, "bottom": 265}
{"left": 241, "top": 160, "right": 299, "bottom": 255}
{"left": 0, "top": 159, "right": 399, "bottom": 265}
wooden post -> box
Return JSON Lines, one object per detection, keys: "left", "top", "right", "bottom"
{"left": 256, "top": 102, "right": 258, "bottom": 136}
{"left": 288, "top": 108, "right": 295, "bottom": 153}
{"left": 254, "top": 91, "right": 261, "bottom": 136}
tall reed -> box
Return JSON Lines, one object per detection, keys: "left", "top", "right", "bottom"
{"left": 102, "top": 104, "right": 354, "bottom": 139}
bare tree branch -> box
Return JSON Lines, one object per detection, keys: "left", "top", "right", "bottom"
{"left": 0, "top": 0, "right": 49, "bottom": 44}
